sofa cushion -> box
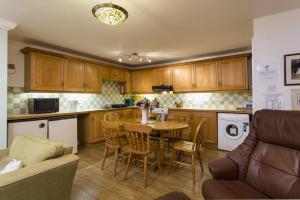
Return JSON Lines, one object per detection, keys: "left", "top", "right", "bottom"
{"left": 202, "top": 179, "right": 268, "bottom": 199}
{"left": 254, "top": 110, "right": 300, "bottom": 149}
{"left": 246, "top": 141, "right": 300, "bottom": 198}
{"left": 9, "top": 135, "right": 64, "bottom": 167}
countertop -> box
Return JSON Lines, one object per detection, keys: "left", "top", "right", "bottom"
{"left": 7, "top": 107, "right": 253, "bottom": 121}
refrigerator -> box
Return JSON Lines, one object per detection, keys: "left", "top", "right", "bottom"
{"left": 8, "top": 115, "right": 78, "bottom": 153}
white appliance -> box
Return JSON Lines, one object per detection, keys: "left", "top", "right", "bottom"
{"left": 8, "top": 116, "right": 78, "bottom": 153}
{"left": 8, "top": 119, "right": 48, "bottom": 147}
{"left": 218, "top": 113, "right": 250, "bottom": 151}
{"left": 48, "top": 116, "right": 78, "bottom": 153}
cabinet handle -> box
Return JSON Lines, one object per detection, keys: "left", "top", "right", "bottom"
{"left": 39, "top": 123, "right": 45, "bottom": 128}
{"left": 61, "top": 81, "right": 64, "bottom": 88}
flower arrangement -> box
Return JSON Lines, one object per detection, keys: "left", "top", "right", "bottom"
{"left": 136, "top": 97, "right": 151, "bottom": 110}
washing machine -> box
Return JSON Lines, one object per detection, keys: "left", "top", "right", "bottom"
{"left": 218, "top": 113, "right": 250, "bottom": 151}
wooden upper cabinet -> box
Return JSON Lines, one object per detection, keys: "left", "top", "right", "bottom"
{"left": 194, "top": 61, "right": 218, "bottom": 91}
{"left": 111, "top": 68, "right": 126, "bottom": 82}
{"left": 25, "top": 52, "right": 64, "bottom": 91}
{"left": 218, "top": 57, "right": 248, "bottom": 90}
{"left": 132, "top": 70, "right": 153, "bottom": 93}
{"left": 152, "top": 67, "right": 172, "bottom": 86}
{"left": 102, "top": 66, "right": 126, "bottom": 82}
{"left": 172, "top": 64, "right": 194, "bottom": 92}
{"left": 84, "top": 63, "right": 102, "bottom": 93}
{"left": 63, "top": 59, "right": 85, "bottom": 92}
{"left": 125, "top": 71, "right": 132, "bottom": 94}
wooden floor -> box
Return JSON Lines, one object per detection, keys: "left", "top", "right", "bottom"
{"left": 71, "top": 142, "right": 226, "bottom": 200}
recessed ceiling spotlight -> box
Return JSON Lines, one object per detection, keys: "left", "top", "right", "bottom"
{"left": 129, "top": 56, "right": 132, "bottom": 61}
{"left": 118, "top": 58, "right": 122, "bottom": 62}
{"left": 92, "top": 2, "right": 128, "bottom": 25}
{"left": 139, "top": 58, "right": 143, "bottom": 62}
{"left": 148, "top": 59, "right": 152, "bottom": 63}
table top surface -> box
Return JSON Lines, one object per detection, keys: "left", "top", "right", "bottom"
{"left": 119, "top": 119, "right": 189, "bottom": 131}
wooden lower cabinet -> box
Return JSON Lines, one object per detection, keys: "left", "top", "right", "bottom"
{"left": 191, "top": 112, "right": 217, "bottom": 144}
{"left": 78, "top": 109, "right": 134, "bottom": 143}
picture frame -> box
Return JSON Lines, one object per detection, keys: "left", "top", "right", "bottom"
{"left": 284, "top": 53, "right": 300, "bottom": 85}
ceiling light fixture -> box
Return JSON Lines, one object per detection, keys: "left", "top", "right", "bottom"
{"left": 118, "top": 53, "right": 153, "bottom": 64}
{"left": 92, "top": 2, "right": 128, "bottom": 25}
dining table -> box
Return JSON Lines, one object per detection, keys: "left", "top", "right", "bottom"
{"left": 119, "top": 118, "right": 189, "bottom": 162}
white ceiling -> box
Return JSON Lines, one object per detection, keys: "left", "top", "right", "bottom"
{"left": 1, "top": 0, "right": 300, "bottom": 67}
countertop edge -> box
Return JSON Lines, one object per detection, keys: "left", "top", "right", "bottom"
{"left": 8, "top": 107, "right": 253, "bottom": 121}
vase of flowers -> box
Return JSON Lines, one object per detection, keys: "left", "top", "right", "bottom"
{"left": 136, "top": 97, "right": 151, "bottom": 124}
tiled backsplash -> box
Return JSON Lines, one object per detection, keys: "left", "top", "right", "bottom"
{"left": 8, "top": 81, "right": 130, "bottom": 114}
{"left": 140, "top": 92, "right": 252, "bottom": 109}
{"left": 8, "top": 80, "right": 252, "bottom": 114}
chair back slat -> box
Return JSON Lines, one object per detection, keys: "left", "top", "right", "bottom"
{"left": 167, "top": 113, "right": 191, "bottom": 140}
{"left": 192, "top": 120, "right": 206, "bottom": 151}
{"left": 104, "top": 112, "right": 119, "bottom": 122}
{"left": 124, "top": 124, "right": 152, "bottom": 153}
{"left": 101, "top": 121, "right": 123, "bottom": 148}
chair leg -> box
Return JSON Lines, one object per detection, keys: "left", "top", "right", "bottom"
{"left": 197, "top": 150, "right": 204, "bottom": 172}
{"left": 124, "top": 152, "right": 132, "bottom": 180}
{"left": 155, "top": 151, "right": 162, "bottom": 174}
{"left": 144, "top": 155, "right": 148, "bottom": 188}
{"left": 192, "top": 153, "right": 195, "bottom": 184}
{"left": 101, "top": 146, "right": 109, "bottom": 170}
{"left": 114, "top": 149, "right": 119, "bottom": 176}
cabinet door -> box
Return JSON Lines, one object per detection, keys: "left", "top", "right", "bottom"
{"left": 134, "top": 70, "right": 153, "bottom": 93}
{"left": 218, "top": 57, "right": 248, "bottom": 90}
{"left": 125, "top": 71, "right": 132, "bottom": 94}
{"left": 92, "top": 113, "right": 105, "bottom": 142}
{"left": 101, "top": 66, "right": 112, "bottom": 80}
{"left": 152, "top": 67, "right": 172, "bottom": 86}
{"left": 172, "top": 64, "right": 194, "bottom": 92}
{"left": 112, "top": 68, "right": 126, "bottom": 82}
{"left": 133, "top": 108, "right": 141, "bottom": 119}
{"left": 192, "top": 112, "right": 217, "bottom": 144}
{"left": 28, "top": 53, "right": 63, "bottom": 91}
{"left": 122, "top": 109, "right": 133, "bottom": 119}
{"left": 194, "top": 61, "right": 218, "bottom": 91}
{"left": 63, "top": 59, "right": 85, "bottom": 91}
{"left": 84, "top": 63, "right": 102, "bottom": 93}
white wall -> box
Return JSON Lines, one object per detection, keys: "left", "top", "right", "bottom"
{"left": 252, "top": 8, "right": 300, "bottom": 111}
{"left": 0, "top": 29, "right": 8, "bottom": 149}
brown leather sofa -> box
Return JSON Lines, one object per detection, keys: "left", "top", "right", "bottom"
{"left": 202, "top": 109, "right": 300, "bottom": 199}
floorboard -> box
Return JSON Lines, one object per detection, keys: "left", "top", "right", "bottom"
{"left": 71, "top": 142, "right": 226, "bottom": 200}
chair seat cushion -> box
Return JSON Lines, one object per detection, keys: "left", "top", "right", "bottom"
{"left": 174, "top": 141, "right": 194, "bottom": 152}
{"left": 202, "top": 179, "right": 268, "bottom": 199}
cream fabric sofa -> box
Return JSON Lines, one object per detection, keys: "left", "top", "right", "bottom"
{"left": 0, "top": 135, "right": 79, "bottom": 200}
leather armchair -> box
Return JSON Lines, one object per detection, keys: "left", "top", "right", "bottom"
{"left": 202, "top": 109, "right": 300, "bottom": 199}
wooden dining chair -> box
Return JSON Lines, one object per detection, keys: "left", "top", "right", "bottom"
{"left": 104, "top": 112, "right": 119, "bottom": 122}
{"left": 171, "top": 120, "right": 206, "bottom": 184}
{"left": 167, "top": 113, "right": 192, "bottom": 151}
{"left": 124, "top": 123, "right": 161, "bottom": 188}
{"left": 101, "top": 121, "right": 128, "bottom": 176}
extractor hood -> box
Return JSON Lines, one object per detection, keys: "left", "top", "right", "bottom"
{"left": 152, "top": 84, "right": 173, "bottom": 93}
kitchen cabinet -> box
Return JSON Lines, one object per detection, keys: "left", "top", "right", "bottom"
{"left": 218, "top": 57, "right": 248, "bottom": 91}
{"left": 24, "top": 52, "right": 64, "bottom": 92}
{"left": 63, "top": 59, "right": 85, "bottom": 92}
{"left": 84, "top": 63, "right": 102, "bottom": 93}
{"left": 125, "top": 71, "right": 132, "bottom": 94}
{"left": 167, "top": 111, "right": 192, "bottom": 140}
{"left": 191, "top": 112, "right": 217, "bottom": 144}
{"left": 152, "top": 67, "right": 172, "bottom": 86}
{"left": 172, "top": 64, "right": 194, "bottom": 92}
{"left": 194, "top": 61, "right": 218, "bottom": 91}
{"left": 132, "top": 69, "right": 153, "bottom": 93}
{"left": 102, "top": 66, "right": 126, "bottom": 82}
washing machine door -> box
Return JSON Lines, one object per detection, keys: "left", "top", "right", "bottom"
{"left": 224, "top": 122, "right": 243, "bottom": 140}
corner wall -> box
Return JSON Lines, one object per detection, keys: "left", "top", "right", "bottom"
{"left": 252, "top": 8, "right": 300, "bottom": 111}
{"left": 0, "top": 29, "right": 8, "bottom": 149}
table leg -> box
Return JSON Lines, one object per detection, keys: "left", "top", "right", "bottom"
{"left": 159, "top": 131, "right": 165, "bottom": 162}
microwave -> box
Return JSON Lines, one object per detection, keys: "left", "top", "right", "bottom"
{"left": 28, "top": 98, "right": 59, "bottom": 114}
